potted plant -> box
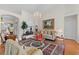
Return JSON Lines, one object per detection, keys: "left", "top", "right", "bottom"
{"left": 21, "top": 21, "right": 28, "bottom": 34}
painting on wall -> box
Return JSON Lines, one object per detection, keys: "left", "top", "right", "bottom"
{"left": 43, "top": 19, "right": 54, "bottom": 29}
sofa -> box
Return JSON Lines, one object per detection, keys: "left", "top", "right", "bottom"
{"left": 42, "top": 30, "right": 56, "bottom": 41}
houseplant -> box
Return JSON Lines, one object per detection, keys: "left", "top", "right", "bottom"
{"left": 21, "top": 21, "right": 28, "bottom": 34}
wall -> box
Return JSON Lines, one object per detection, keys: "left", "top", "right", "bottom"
{"left": 42, "top": 5, "right": 65, "bottom": 33}
{"left": 64, "top": 5, "right": 79, "bottom": 40}
{"left": 77, "top": 14, "right": 79, "bottom": 41}
{"left": 41, "top": 5, "right": 79, "bottom": 41}
{"left": 18, "top": 10, "right": 31, "bottom": 39}
{"left": 18, "top": 10, "right": 43, "bottom": 40}
{"left": 0, "top": 9, "right": 20, "bottom": 18}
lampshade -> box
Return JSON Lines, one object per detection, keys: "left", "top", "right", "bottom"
{"left": 56, "top": 29, "right": 64, "bottom": 37}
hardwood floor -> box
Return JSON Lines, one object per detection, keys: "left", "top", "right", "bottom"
{"left": 64, "top": 39, "right": 79, "bottom": 55}
{"left": 0, "top": 39, "right": 79, "bottom": 55}
{"left": 0, "top": 44, "right": 5, "bottom": 55}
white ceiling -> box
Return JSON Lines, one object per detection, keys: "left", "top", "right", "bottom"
{"left": 0, "top": 4, "right": 63, "bottom": 15}
{"left": 0, "top": 4, "right": 78, "bottom": 15}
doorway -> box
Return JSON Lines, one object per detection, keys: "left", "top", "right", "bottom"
{"left": 64, "top": 15, "right": 77, "bottom": 40}
{"left": 1, "top": 15, "right": 19, "bottom": 36}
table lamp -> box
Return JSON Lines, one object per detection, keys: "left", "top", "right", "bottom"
{"left": 56, "top": 29, "right": 64, "bottom": 38}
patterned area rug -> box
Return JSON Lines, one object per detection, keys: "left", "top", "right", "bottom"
{"left": 19, "top": 38, "right": 64, "bottom": 55}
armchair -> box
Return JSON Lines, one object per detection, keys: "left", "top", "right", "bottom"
{"left": 5, "top": 39, "right": 43, "bottom": 55}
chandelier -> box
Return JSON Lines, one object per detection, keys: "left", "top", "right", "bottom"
{"left": 33, "top": 11, "right": 42, "bottom": 18}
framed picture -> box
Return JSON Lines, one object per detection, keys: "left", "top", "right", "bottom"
{"left": 43, "top": 19, "right": 54, "bottom": 29}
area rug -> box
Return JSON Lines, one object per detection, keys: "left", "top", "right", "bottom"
{"left": 19, "top": 38, "right": 64, "bottom": 55}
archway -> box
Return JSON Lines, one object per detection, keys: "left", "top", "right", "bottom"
{"left": 0, "top": 15, "right": 19, "bottom": 36}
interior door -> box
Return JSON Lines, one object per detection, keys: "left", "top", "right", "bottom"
{"left": 64, "top": 15, "right": 77, "bottom": 39}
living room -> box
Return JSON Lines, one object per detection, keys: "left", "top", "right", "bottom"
{"left": 0, "top": 4, "right": 79, "bottom": 55}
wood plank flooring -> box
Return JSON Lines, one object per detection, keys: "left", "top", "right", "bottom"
{"left": 64, "top": 39, "right": 79, "bottom": 55}
{"left": 0, "top": 44, "right": 5, "bottom": 55}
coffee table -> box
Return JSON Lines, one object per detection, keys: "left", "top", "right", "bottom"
{"left": 30, "top": 41, "right": 45, "bottom": 48}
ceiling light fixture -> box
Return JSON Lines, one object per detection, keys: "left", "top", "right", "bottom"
{"left": 33, "top": 11, "right": 42, "bottom": 18}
